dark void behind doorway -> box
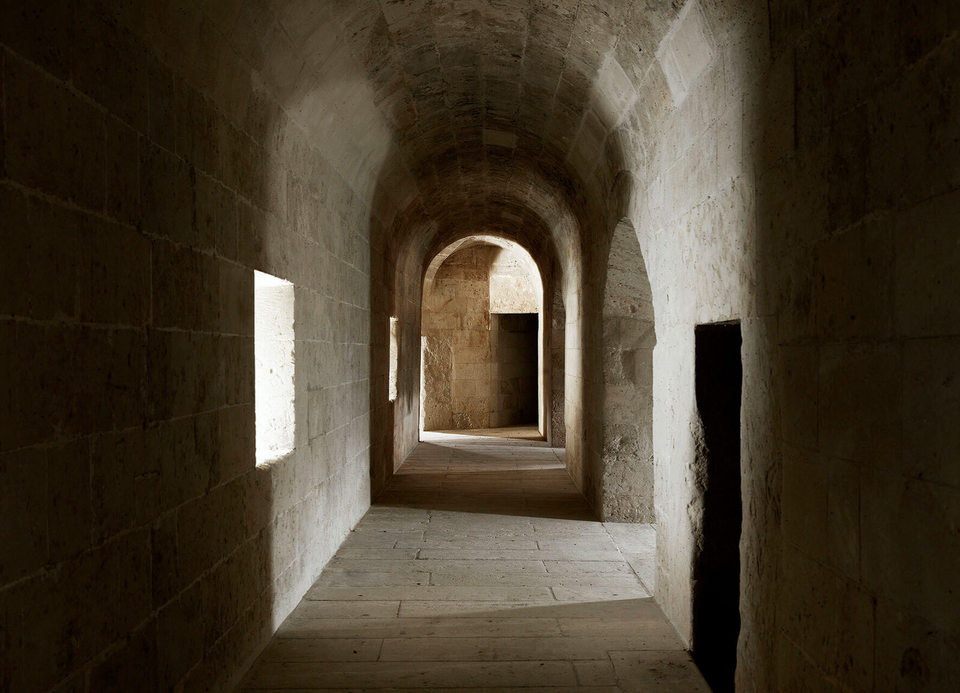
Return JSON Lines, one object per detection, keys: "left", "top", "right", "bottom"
{"left": 490, "top": 313, "right": 539, "bottom": 426}
{"left": 692, "top": 322, "right": 743, "bottom": 692}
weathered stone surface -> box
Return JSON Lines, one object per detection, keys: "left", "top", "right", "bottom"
{"left": 422, "top": 242, "right": 542, "bottom": 432}
{"left": 240, "top": 431, "right": 695, "bottom": 689}
{"left": 4, "top": 0, "right": 960, "bottom": 691}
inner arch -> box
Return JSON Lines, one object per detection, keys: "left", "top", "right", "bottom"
{"left": 420, "top": 236, "right": 548, "bottom": 439}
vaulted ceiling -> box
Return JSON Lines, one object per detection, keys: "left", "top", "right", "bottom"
{"left": 270, "top": 0, "right": 683, "bottom": 237}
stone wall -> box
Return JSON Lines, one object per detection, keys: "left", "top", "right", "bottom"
{"left": 422, "top": 246, "right": 495, "bottom": 430}
{"left": 0, "top": 2, "right": 387, "bottom": 690}
{"left": 621, "top": 0, "right": 960, "bottom": 689}
{"left": 550, "top": 280, "right": 567, "bottom": 448}
{"left": 582, "top": 214, "right": 656, "bottom": 522}
{"left": 421, "top": 243, "right": 540, "bottom": 431}
{"left": 5, "top": 1, "right": 960, "bottom": 691}
{"left": 757, "top": 2, "right": 960, "bottom": 689}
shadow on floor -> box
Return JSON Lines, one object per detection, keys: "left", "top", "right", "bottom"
{"left": 376, "top": 429, "right": 591, "bottom": 521}
{"left": 241, "top": 597, "right": 709, "bottom": 691}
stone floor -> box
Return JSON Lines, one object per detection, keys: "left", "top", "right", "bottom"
{"left": 237, "top": 428, "right": 709, "bottom": 691}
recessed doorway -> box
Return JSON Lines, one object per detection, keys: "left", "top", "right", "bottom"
{"left": 692, "top": 321, "right": 743, "bottom": 692}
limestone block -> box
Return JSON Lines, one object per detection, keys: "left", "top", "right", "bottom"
{"left": 610, "top": 650, "right": 710, "bottom": 692}
{"left": 219, "top": 262, "right": 253, "bottom": 336}
{"left": 776, "top": 573, "right": 875, "bottom": 690}
{"left": 826, "top": 107, "right": 870, "bottom": 233}
{"left": 158, "top": 582, "right": 203, "bottom": 689}
{"left": 826, "top": 460, "right": 863, "bottom": 581}
{"left": 153, "top": 241, "right": 222, "bottom": 331}
{"left": 178, "top": 495, "right": 223, "bottom": 589}
{"left": 88, "top": 621, "right": 159, "bottom": 692}
{"left": 0, "top": 447, "right": 47, "bottom": 585}
{"left": 817, "top": 342, "right": 900, "bottom": 470}
{"left": 149, "top": 519, "right": 178, "bottom": 612}
{"left": 0, "top": 0, "right": 73, "bottom": 79}
{"left": 118, "top": 529, "right": 153, "bottom": 635}
{"left": 18, "top": 569, "right": 84, "bottom": 691}
{"left": 147, "top": 55, "right": 176, "bottom": 151}
{"left": 147, "top": 329, "right": 224, "bottom": 420}
{"left": 457, "top": 346, "right": 490, "bottom": 365}
{"left": 237, "top": 199, "right": 266, "bottom": 269}
{"left": 904, "top": 337, "right": 960, "bottom": 487}
{"left": 140, "top": 141, "right": 195, "bottom": 243}
{"left": 899, "top": 481, "right": 960, "bottom": 629}
{"left": 874, "top": 598, "right": 960, "bottom": 692}
{"left": 0, "top": 323, "right": 17, "bottom": 453}
{"left": 158, "top": 412, "right": 218, "bottom": 511}
{"left": 774, "top": 636, "right": 826, "bottom": 693}
{"left": 0, "top": 188, "right": 78, "bottom": 321}
{"left": 93, "top": 428, "right": 157, "bottom": 543}
{"left": 222, "top": 335, "right": 255, "bottom": 407}
{"left": 756, "top": 154, "right": 828, "bottom": 256}
{"left": 216, "top": 185, "right": 241, "bottom": 263}
{"left": 777, "top": 546, "right": 837, "bottom": 669}
{"left": 454, "top": 362, "right": 490, "bottom": 384}
{"left": 78, "top": 215, "right": 150, "bottom": 326}
{"left": 816, "top": 221, "right": 892, "bottom": 336}
{"left": 4, "top": 53, "right": 105, "bottom": 209}
{"left": 860, "top": 470, "right": 960, "bottom": 635}
{"left": 220, "top": 122, "right": 265, "bottom": 205}
{"left": 869, "top": 42, "right": 960, "bottom": 208}
{"left": 859, "top": 468, "right": 904, "bottom": 603}
{"left": 177, "top": 84, "right": 221, "bottom": 176}
{"left": 105, "top": 115, "right": 141, "bottom": 226}
{"left": 192, "top": 171, "right": 226, "bottom": 253}
{"left": 46, "top": 439, "right": 93, "bottom": 563}
{"left": 777, "top": 345, "right": 818, "bottom": 447}
{"left": 830, "top": 576, "right": 877, "bottom": 689}
{"left": 15, "top": 324, "right": 84, "bottom": 443}
{"left": 79, "top": 545, "right": 129, "bottom": 663}
{"left": 603, "top": 317, "right": 656, "bottom": 351}
{"left": 452, "top": 379, "right": 487, "bottom": 400}
{"left": 201, "top": 551, "right": 245, "bottom": 651}
{"left": 74, "top": 10, "right": 149, "bottom": 134}
{"left": 894, "top": 189, "right": 960, "bottom": 338}
{"left": 90, "top": 327, "right": 148, "bottom": 431}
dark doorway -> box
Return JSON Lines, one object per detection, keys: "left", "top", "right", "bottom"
{"left": 692, "top": 322, "right": 743, "bottom": 692}
{"left": 490, "top": 313, "right": 539, "bottom": 426}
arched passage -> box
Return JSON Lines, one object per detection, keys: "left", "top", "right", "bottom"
{"left": 579, "top": 171, "right": 657, "bottom": 522}
{"left": 368, "top": 176, "right": 587, "bottom": 497}
{"left": 420, "top": 236, "right": 547, "bottom": 436}
{"left": 10, "top": 2, "right": 960, "bottom": 693}
{"left": 598, "top": 218, "right": 657, "bottom": 521}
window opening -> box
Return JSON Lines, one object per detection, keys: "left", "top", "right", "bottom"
{"left": 389, "top": 317, "right": 399, "bottom": 402}
{"left": 255, "top": 271, "right": 295, "bottom": 464}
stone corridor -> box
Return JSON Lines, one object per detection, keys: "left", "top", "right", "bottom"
{"left": 238, "top": 430, "right": 707, "bottom": 691}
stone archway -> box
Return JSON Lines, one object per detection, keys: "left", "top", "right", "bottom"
{"left": 597, "top": 218, "right": 657, "bottom": 521}
{"left": 419, "top": 236, "right": 549, "bottom": 438}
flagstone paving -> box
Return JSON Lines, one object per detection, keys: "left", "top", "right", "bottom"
{"left": 238, "top": 428, "right": 709, "bottom": 691}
